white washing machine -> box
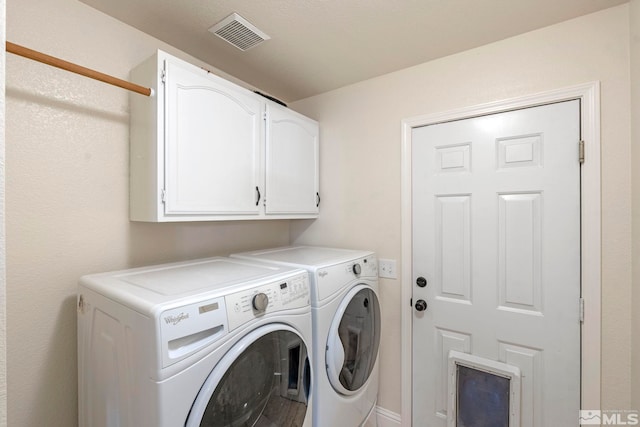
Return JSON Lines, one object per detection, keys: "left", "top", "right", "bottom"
{"left": 77, "top": 257, "right": 313, "bottom": 427}
{"left": 232, "top": 246, "right": 380, "bottom": 427}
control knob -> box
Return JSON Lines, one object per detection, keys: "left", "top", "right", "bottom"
{"left": 252, "top": 293, "right": 269, "bottom": 312}
{"left": 352, "top": 263, "right": 362, "bottom": 275}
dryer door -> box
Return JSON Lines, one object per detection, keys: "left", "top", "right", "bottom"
{"left": 186, "top": 324, "right": 311, "bottom": 427}
{"left": 325, "top": 284, "right": 381, "bottom": 395}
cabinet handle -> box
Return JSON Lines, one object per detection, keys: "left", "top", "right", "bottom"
{"left": 256, "top": 186, "right": 261, "bottom": 206}
{"left": 316, "top": 192, "right": 321, "bottom": 208}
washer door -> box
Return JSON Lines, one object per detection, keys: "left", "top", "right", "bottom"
{"left": 325, "top": 284, "right": 381, "bottom": 395}
{"left": 186, "top": 324, "right": 311, "bottom": 427}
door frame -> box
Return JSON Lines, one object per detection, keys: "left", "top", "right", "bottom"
{"left": 400, "top": 81, "right": 601, "bottom": 426}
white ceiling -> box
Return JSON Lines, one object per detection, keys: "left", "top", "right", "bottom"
{"left": 80, "top": 0, "right": 628, "bottom": 103}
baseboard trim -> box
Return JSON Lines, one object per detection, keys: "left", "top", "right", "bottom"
{"left": 376, "top": 406, "right": 401, "bottom": 427}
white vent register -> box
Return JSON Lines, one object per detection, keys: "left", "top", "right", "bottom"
{"left": 209, "top": 13, "right": 270, "bottom": 51}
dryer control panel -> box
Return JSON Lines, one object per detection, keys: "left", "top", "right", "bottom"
{"left": 315, "top": 255, "right": 378, "bottom": 303}
{"left": 342, "top": 255, "right": 378, "bottom": 278}
{"left": 225, "top": 272, "right": 310, "bottom": 331}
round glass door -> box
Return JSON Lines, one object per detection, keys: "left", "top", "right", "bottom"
{"left": 325, "top": 285, "right": 381, "bottom": 395}
{"left": 186, "top": 325, "right": 311, "bottom": 427}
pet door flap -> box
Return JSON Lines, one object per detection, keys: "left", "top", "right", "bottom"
{"left": 447, "top": 351, "right": 521, "bottom": 427}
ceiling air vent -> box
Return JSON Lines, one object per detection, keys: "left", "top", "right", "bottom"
{"left": 208, "top": 13, "right": 270, "bottom": 51}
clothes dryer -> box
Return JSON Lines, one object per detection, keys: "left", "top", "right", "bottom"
{"left": 232, "top": 246, "right": 380, "bottom": 427}
{"left": 77, "top": 257, "right": 313, "bottom": 427}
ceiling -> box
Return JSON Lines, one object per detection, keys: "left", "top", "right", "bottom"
{"left": 80, "top": 0, "right": 628, "bottom": 103}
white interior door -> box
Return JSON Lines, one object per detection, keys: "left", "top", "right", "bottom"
{"left": 411, "top": 100, "right": 581, "bottom": 427}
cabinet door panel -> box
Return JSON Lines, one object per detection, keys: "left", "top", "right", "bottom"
{"left": 164, "top": 60, "right": 261, "bottom": 215}
{"left": 266, "top": 104, "right": 319, "bottom": 214}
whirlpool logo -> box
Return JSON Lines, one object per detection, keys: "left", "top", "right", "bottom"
{"left": 164, "top": 312, "right": 189, "bottom": 325}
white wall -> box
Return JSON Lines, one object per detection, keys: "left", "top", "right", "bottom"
{"left": 631, "top": 0, "right": 640, "bottom": 413}
{"left": 291, "top": 4, "right": 633, "bottom": 414}
{"left": 0, "top": 0, "right": 6, "bottom": 425}
{"left": 6, "top": 0, "right": 291, "bottom": 425}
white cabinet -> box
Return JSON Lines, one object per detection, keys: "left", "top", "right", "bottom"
{"left": 129, "top": 50, "right": 319, "bottom": 222}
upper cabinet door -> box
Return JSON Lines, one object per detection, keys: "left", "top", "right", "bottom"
{"left": 164, "top": 59, "right": 262, "bottom": 216}
{"left": 265, "top": 103, "right": 319, "bottom": 215}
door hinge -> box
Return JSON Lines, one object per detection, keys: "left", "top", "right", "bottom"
{"left": 579, "top": 297, "right": 585, "bottom": 323}
{"left": 263, "top": 111, "right": 267, "bottom": 121}
{"left": 161, "top": 69, "right": 166, "bottom": 84}
{"left": 161, "top": 189, "right": 166, "bottom": 203}
{"left": 579, "top": 140, "right": 585, "bottom": 164}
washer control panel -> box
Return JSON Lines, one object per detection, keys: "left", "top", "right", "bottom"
{"left": 225, "top": 272, "right": 310, "bottom": 331}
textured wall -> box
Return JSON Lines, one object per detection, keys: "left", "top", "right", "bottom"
{"left": 631, "top": 0, "right": 640, "bottom": 413}
{"left": 6, "top": 0, "right": 291, "bottom": 426}
{"left": 0, "top": 0, "right": 6, "bottom": 425}
{"left": 292, "top": 4, "right": 633, "bottom": 415}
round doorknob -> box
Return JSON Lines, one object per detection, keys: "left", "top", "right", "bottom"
{"left": 415, "top": 299, "right": 428, "bottom": 312}
{"left": 252, "top": 293, "right": 269, "bottom": 312}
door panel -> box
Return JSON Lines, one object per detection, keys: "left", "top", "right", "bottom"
{"left": 411, "top": 100, "right": 581, "bottom": 427}
{"left": 164, "top": 59, "right": 262, "bottom": 215}
{"left": 265, "top": 103, "right": 320, "bottom": 214}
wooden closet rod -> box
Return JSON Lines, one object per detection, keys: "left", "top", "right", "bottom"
{"left": 6, "top": 41, "right": 152, "bottom": 97}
